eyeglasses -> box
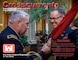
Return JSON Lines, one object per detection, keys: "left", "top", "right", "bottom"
{"left": 50, "top": 16, "right": 62, "bottom": 20}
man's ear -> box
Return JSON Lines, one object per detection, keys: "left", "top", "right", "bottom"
{"left": 16, "top": 18, "right": 21, "bottom": 27}
{"left": 15, "top": 20, "right": 20, "bottom": 28}
{"left": 62, "top": 15, "right": 65, "bottom": 18}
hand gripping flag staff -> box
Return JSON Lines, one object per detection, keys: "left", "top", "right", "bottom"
{"left": 51, "top": 1, "right": 78, "bottom": 40}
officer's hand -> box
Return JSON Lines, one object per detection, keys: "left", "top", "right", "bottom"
{"left": 41, "top": 43, "right": 51, "bottom": 54}
{"left": 46, "top": 38, "right": 51, "bottom": 48}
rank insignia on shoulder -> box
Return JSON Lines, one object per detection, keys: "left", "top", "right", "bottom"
{"left": 71, "top": 27, "right": 78, "bottom": 30}
{"left": 7, "top": 34, "right": 18, "bottom": 40}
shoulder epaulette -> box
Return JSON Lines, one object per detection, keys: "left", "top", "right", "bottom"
{"left": 7, "top": 34, "right": 18, "bottom": 40}
{"left": 71, "top": 27, "right": 78, "bottom": 30}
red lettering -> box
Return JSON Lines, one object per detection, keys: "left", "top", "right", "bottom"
{"left": 33, "top": 3, "right": 39, "bottom": 8}
{"left": 54, "top": 3, "right": 59, "bottom": 8}
{"left": 20, "top": 3, "right": 25, "bottom": 8}
{"left": 11, "top": 3, "right": 17, "bottom": 7}
{"left": 3, "top": 1, "right": 60, "bottom": 8}
{"left": 17, "top": 3, "right": 21, "bottom": 8}
{"left": 26, "top": 3, "right": 32, "bottom": 8}
{"left": 49, "top": 2, "right": 55, "bottom": 8}
{"left": 40, "top": 3, "right": 48, "bottom": 8}
{"left": 3, "top": 1, "right": 9, "bottom": 8}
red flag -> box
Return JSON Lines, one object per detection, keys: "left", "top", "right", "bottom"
{"left": 51, "top": 1, "right": 78, "bottom": 40}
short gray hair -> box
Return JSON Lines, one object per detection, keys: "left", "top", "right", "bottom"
{"left": 51, "top": 8, "right": 65, "bottom": 15}
{"left": 9, "top": 11, "right": 30, "bottom": 23}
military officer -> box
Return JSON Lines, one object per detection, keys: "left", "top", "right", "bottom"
{"left": 44, "top": 8, "right": 75, "bottom": 60}
{"left": 0, "top": 11, "right": 51, "bottom": 60}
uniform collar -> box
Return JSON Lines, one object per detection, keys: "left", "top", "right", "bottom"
{"left": 7, "top": 25, "right": 20, "bottom": 39}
